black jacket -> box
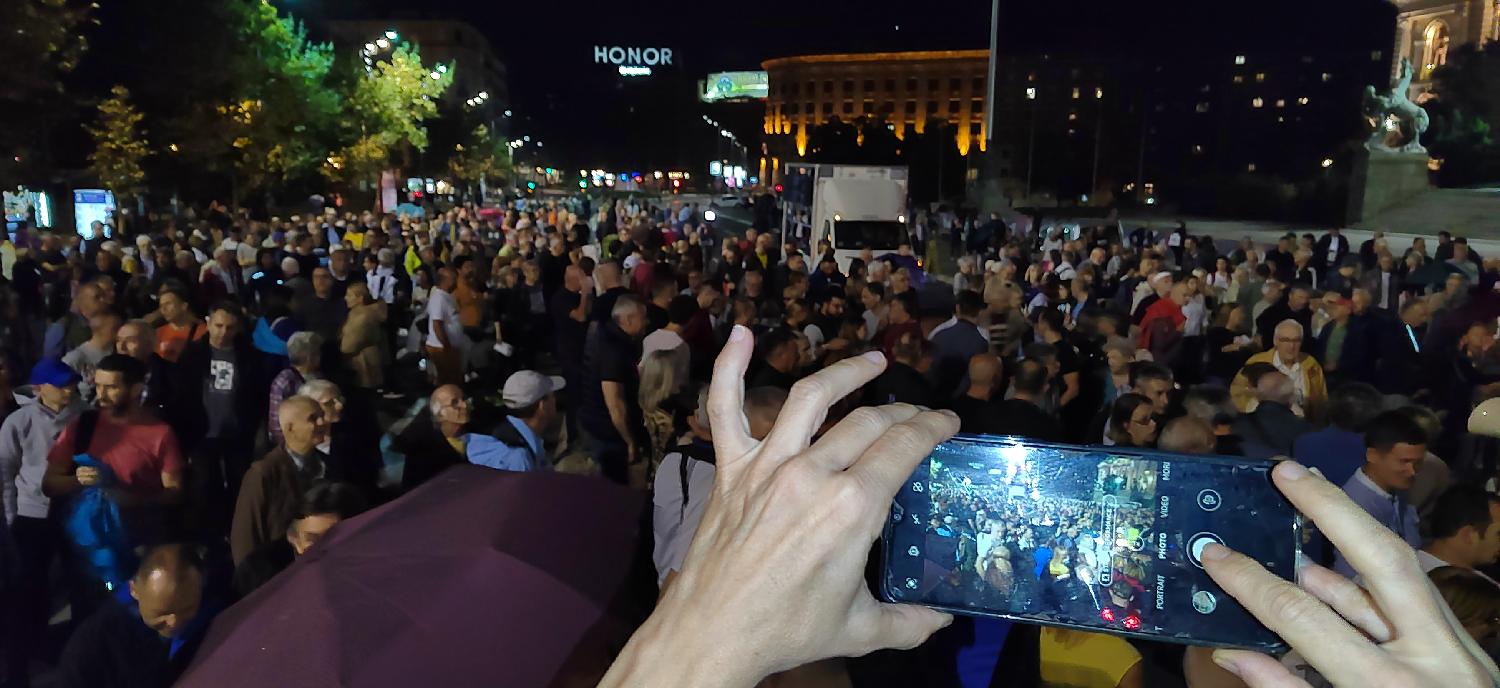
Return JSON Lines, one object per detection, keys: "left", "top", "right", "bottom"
{"left": 168, "top": 337, "right": 264, "bottom": 454}
{"left": 393, "top": 406, "right": 466, "bottom": 493}
{"left": 1231, "top": 402, "right": 1311, "bottom": 460}
{"left": 57, "top": 601, "right": 205, "bottom": 688}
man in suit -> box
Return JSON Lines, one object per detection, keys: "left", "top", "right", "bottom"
{"left": 1314, "top": 227, "right": 1351, "bottom": 278}
{"left": 230, "top": 395, "right": 331, "bottom": 564}
{"left": 1377, "top": 299, "right": 1431, "bottom": 398}
{"left": 1359, "top": 253, "right": 1402, "bottom": 313}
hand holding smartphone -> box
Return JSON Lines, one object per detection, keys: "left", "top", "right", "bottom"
{"left": 882, "top": 435, "right": 1300, "bottom": 652}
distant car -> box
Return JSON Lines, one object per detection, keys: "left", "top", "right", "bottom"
{"left": 717, "top": 194, "right": 746, "bottom": 207}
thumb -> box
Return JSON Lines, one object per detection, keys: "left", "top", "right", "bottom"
{"left": 853, "top": 601, "right": 953, "bottom": 656}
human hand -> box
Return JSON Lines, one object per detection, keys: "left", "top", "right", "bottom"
{"left": 75, "top": 466, "right": 100, "bottom": 486}
{"left": 600, "top": 326, "right": 957, "bottom": 687}
{"left": 1201, "top": 460, "right": 1499, "bottom": 687}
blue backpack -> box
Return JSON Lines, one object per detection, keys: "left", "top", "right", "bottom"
{"left": 64, "top": 411, "right": 136, "bottom": 592}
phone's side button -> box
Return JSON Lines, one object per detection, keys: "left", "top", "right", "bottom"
{"left": 1188, "top": 532, "right": 1225, "bottom": 569}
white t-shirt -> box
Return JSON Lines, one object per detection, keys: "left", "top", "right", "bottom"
{"left": 640, "top": 328, "right": 685, "bottom": 366}
{"left": 424, "top": 288, "right": 464, "bottom": 349}
{"left": 652, "top": 450, "right": 716, "bottom": 585}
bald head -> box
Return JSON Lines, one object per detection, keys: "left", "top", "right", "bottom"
{"left": 1157, "top": 416, "right": 1216, "bottom": 454}
{"left": 131, "top": 544, "right": 205, "bottom": 638}
{"left": 968, "top": 353, "right": 1003, "bottom": 390}
{"left": 595, "top": 261, "right": 622, "bottom": 289}
{"left": 116, "top": 320, "right": 156, "bottom": 361}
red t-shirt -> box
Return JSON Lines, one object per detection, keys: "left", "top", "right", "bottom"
{"left": 47, "top": 413, "right": 185, "bottom": 493}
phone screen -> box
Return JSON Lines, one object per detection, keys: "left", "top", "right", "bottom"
{"left": 881, "top": 435, "right": 1299, "bottom": 651}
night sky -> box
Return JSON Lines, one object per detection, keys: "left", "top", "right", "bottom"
{"left": 298, "top": 0, "right": 1396, "bottom": 170}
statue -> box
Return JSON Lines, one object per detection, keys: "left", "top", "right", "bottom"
{"left": 1362, "top": 58, "right": 1430, "bottom": 154}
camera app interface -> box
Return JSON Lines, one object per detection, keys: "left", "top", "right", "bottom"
{"left": 885, "top": 440, "right": 1295, "bottom": 649}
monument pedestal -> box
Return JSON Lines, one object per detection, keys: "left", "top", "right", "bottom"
{"left": 1347, "top": 149, "right": 1432, "bottom": 224}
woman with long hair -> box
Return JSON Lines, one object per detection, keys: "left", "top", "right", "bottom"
{"left": 1108, "top": 393, "right": 1158, "bottom": 448}
{"left": 639, "top": 347, "right": 690, "bottom": 475}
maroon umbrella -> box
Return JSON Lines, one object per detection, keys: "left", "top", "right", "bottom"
{"left": 177, "top": 466, "right": 651, "bottom": 688}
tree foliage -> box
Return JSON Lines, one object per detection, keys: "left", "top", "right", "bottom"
{"left": 0, "top": 0, "right": 94, "bottom": 188}
{"left": 1426, "top": 43, "right": 1500, "bottom": 185}
{"left": 447, "top": 124, "right": 511, "bottom": 197}
{"left": 86, "top": 86, "right": 150, "bottom": 200}
{"left": 327, "top": 44, "right": 454, "bottom": 189}
{"left": 173, "top": 1, "right": 338, "bottom": 198}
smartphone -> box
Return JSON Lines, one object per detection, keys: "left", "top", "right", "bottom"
{"left": 881, "top": 435, "right": 1299, "bottom": 652}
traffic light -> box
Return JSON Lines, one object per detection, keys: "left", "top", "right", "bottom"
{"left": 774, "top": 183, "right": 784, "bottom": 194}
{"left": 672, "top": 179, "right": 681, "bottom": 189}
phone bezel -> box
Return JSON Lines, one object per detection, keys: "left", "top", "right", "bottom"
{"left": 879, "top": 433, "right": 1301, "bottom": 653}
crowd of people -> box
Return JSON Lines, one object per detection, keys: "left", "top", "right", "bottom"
{"left": 2, "top": 192, "right": 1500, "bottom": 687}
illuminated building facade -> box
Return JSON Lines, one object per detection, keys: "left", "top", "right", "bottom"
{"left": 760, "top": 50, "right": 990, "bottom": 164}
{"left": 1392, "top": 0, "right": 1499, "bottom": 94}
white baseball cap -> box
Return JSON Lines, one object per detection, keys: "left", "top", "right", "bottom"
{"left": 501, "top": 371, "right": 565, "bottom": 409}
{"left": 1469, "top": 398, "right": 1500, "bottom": 438}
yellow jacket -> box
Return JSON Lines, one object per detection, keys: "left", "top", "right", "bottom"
{"left": 1230, "top": 350, "right": 1328, "bottom": 421}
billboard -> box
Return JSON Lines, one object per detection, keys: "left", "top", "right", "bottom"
{"left": 701, "top": 71, "right": 769, "bottom": 103}
{"left": 72, "top": 189, "right": 115, "bottom": 239}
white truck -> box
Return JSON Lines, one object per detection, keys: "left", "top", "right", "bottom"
{"left": 799, "top": 164, "right": 910, "bottom": 272}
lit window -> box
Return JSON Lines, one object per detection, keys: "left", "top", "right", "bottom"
{"left": 1068, "top": 112, "right": 1077, "bottom": 121}
{"left": 1298, "top": 96, "right": 1310, "bottom": 105}
{"left": 1421, "top": 21, "right": 1450, "bottom": 78}
{"left": 1255, "top": 73, "right": 1266, "bottom": 82}
{"left": 1025, "top": 87, "right": 1037, "bottom": 100}
{"left": 1252, "top": 97, "right": 1264, "bottom": 108}
{"left": 1234, "top": 55, "right": 1246, "bottom": 65}
{"left": 1247, "top": 163, "right": 1257, "bottom": 172}
{"left": 1275, "top": 99, "right": 1286, "bottom": 108}
{"left": 1371, "top": 50, "right": 1383, "bottom": 61}
{"left": 1192, "top": 144, "right": 1204, "bottom": 154}
{"left": 1233, "top": 75, "right": 1245, "bottom": 84}
{"left": 1321, "top": 73, "right": 1332, "bottom": 82}
{"left": 1196, "top": 102, "right": 1210, "bottom": 113}
{"left": 1095, "top": 87, "right": 1104, "bottom": 99}
{"left": 1072, "top": 87, "right": 1080, "bottom": 99}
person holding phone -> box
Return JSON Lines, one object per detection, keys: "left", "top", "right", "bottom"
{"left": 598, "top": 325, "right": 1499, "bottom": 688}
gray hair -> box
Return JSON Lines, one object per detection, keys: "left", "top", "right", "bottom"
{"left": 287, "top": 331, "right": 324, "bottom": 368}
{"left": 612, "top": 294, "right": 646, "bottom": 321}
{"left": 1274, "top": 319, "right": 1304, "bottom": 340}
{"left": 297, "top": 378, "right": 342, "bottom": 404}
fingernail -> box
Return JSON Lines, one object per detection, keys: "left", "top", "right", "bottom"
{"left": 1308, "top": 466, "right": 1325, "bottom": 480}
{"left": 730, "top": 325, "right": 748, "bottom": 342}
{"left": 1210, "top": 651, "right": 1242, "bottom": 678}
{"left": 863, "top": 350, "right": 886, "bottom": 364}
{"left": 939, "top": 409, "right": 959, "bottom": 419}
{"left": 1276, "top": 461, "right": 1309, "bottom": 481}
{"left": 1201, "top": 543, "right": 1231, "bottom": 562}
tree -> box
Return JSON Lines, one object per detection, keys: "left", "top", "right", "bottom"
{"left": 327, "top": 43, "right": 454, "bottom": 205}
{"left": 447, "top": 124, "right": 510, "bottom": 202}
{"left": 0, "top": 0, "right": 94, "bottom": 188}
{"left": 1426, "top": 42, "right": 1500, "bottom": 186}
{"left": 172, "top": 1, "right": 338, "bottom": 204}
{"left": 86, "top": 86, "right": 150, "bottom": 202}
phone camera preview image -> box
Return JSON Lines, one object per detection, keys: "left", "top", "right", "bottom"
{"left": 881, "top": 436, "right": 1298, "bottom": 652}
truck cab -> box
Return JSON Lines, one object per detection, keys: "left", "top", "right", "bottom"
{"left": 807, "top": 165, "right": 911, "bottom": 273}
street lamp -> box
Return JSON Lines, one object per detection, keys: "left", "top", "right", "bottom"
{"left": 704, "top": 209, "right": 718, "bottom": 222}
{"left": 384, "top": 29, "right": 398, "bottom": 40}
